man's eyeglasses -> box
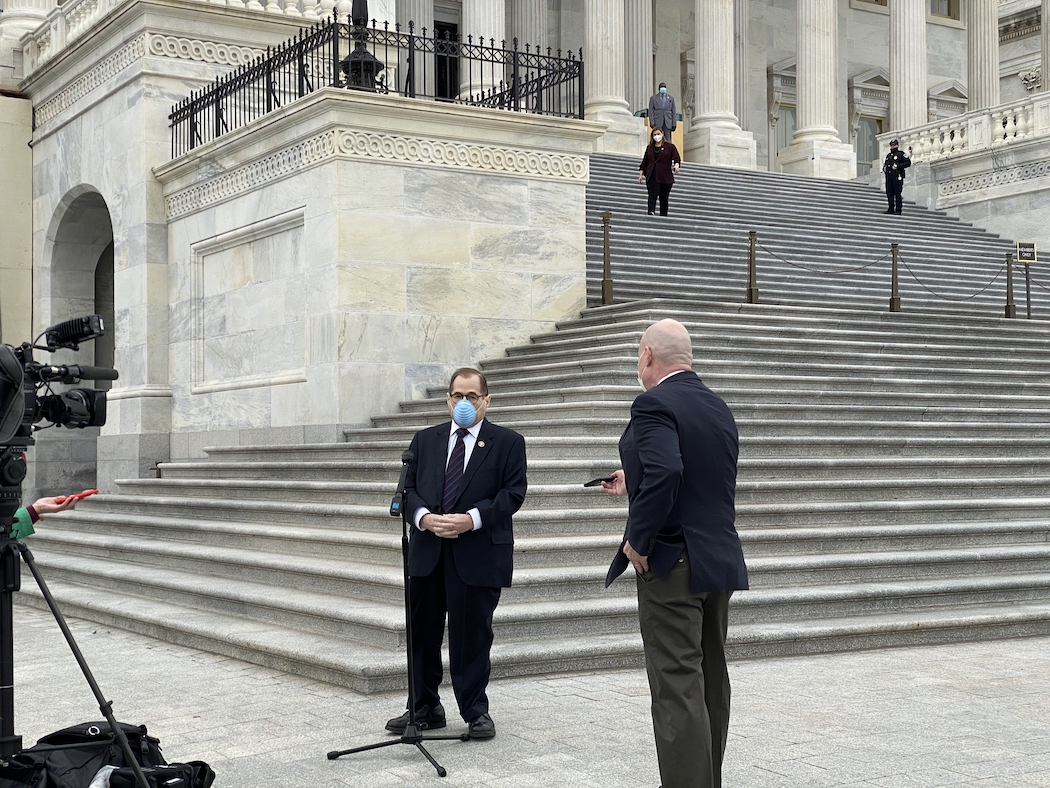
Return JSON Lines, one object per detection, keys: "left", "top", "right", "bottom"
{"left": 449, "top": 393, "right": 485, "bottom": 404}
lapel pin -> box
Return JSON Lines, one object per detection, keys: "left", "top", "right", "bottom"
{"left": 478, "top": 441, "right": 486, "bottom": 448}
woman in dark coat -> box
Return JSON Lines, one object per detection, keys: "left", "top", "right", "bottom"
{"left": 638, "top": 127, "right": 682, "bottom": 216}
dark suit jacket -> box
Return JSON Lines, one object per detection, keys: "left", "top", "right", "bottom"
{"left": 640, "top": 142, "right": 681, "bottom": 185}
{"left": 647, "top": 92, "right": 677, "bottom": 131}
{"left": 606, "top": 371, "right": 749, "bottom": 594}
{"left": 405, "top": 419, "right": 527, "bottom": 588}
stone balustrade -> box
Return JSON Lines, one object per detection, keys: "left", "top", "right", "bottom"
{"left": 879, "top": 94, "right": 1050, "bottom": 163}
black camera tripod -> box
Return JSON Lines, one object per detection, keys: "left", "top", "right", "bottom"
{"left": 327, "top": 450, "right": 469, "bottom": 777}
{"left": 0, "top": 444, "right": 152, "bottom": 788}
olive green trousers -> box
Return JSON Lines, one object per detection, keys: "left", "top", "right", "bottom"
{"left": 636, "top": 553, "right": 732, "bottom": 788}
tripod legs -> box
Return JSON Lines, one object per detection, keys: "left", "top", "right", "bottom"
{"left": 14, "top": 541, "right": 153, "bottom": 788}
{"left": 327, "top": 725, "right": 468, "bottom": 777}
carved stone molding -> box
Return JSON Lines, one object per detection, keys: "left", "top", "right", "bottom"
{"left": 336, "top": 131, "right": 590, "bottom": 180}
{"left": 34, "top": 33, "right": 147, "bottom": 127}
{"left": 147, "top": 34, "right": 262, "bottom": 66}
{"left": 167, "top": 131, "right": 338, "bottom": 218}
{"left": 166, "top": 129, "right": 590, "bottom": 219}
{"left": 33, "top": 33, "right": 263, "bottom": 130}
{"left": 939, "top": 159, "right": 1050, "bottom": 197}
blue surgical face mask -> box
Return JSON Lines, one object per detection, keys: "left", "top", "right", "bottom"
{"left": 659, "top": 86, "right": 667, "bottom": 94}
{"left": 453, "top": 399, "right": 477, "bottom": 427}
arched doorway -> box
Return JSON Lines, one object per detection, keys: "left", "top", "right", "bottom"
{"left": 29, "top": 188, "right": 115, "bottom": 498}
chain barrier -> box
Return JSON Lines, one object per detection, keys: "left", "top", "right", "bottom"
{"left": 755, "top": 242, "right": 889, "bottom": 275}
{"left": 896, "top": 255, "right": 1007, "bottom": 302}
{"left": 1026, "top": 272, "right": 1050, "bottom": 293}
{"left": 751, "top": 231, "right": 1019, "bottom": 309}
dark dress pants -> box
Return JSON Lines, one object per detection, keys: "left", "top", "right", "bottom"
{"left": 636, "top": 552, "right": 733, "bottom": 788}
{"left": 886, "top": 175, "right": 903, "bottom": 212}
{"left": 409, "top": 539, "right": 502, "bottom": 722}
{"left": 647, "top": 179, "right": 673, "bottom": 215}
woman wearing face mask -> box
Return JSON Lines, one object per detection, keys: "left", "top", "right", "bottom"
{"left": 638, "top": 126, "right": 682, "bottom": 216}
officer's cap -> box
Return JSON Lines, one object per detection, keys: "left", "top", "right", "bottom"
{"left": 889, "top": 138, "right": 899, "bottom": 145}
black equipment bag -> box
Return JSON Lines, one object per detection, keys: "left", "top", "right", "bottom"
{"left": 109, "top": 762, "right": 214, "bottom": 788}
{"left": 0, "top": 720, "right": 219, "bottom": 788}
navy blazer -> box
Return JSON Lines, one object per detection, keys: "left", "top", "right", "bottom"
{"left": 606, "top": 371, "right": 749, "bottom": 594}
{"left": 405, "top": 419, "right": 527, "bottom": 588}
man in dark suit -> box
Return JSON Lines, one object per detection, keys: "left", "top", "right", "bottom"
{"left": 602, "top": 319, "right": 748, "bottom": 788}
{"left": 386, "top": 367, "right": 527, "bottom": 740}
{"left": 647, "top": 82, "right": 677, "bottom": 140}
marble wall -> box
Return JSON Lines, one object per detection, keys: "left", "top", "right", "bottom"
{"left": 21, "top": 0, "right": 310, "bottom": 495}
{"left": 0, "top": 95, "right": 32, "bottom": 346}
{"left": 156, "top": 89, "right": 600, "bottom": 458}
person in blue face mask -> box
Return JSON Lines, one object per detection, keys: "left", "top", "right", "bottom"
{"left": 385, "top": 367, "right": 527, "bottom": 742}
{"left": 647, "top": 81, "right": 677, "bottom": 143}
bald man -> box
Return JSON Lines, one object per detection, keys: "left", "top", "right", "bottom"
{"left": 602, "top": 319, "right": 749, "bottom": 788}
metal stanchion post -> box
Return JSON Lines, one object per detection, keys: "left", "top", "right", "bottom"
{"left": 1006, "top": 252, "right": 1017, "bottom": 318}
{"left": 746, "top": 231, "right": 759, "bottom": 304}
{"left": 600, "top": 211, "right": 614, "bottom": 305}
{"left": 1025, "top": 258, "right": 1032, "bottom": 319}
{"left": 890, "top": 243, "right": 901, "bottom": 313}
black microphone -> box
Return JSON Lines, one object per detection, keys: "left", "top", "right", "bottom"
{"left": 65, "top": 365, "right": 119, "bottom": 381}
{"left": 389, "top": 450, "right": 414, "bottom": 517}
{"left": 36, "top": 364, "right": 119, "bottom": 383}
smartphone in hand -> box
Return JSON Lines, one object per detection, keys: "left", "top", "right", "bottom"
{"left": 583, "top": 477, "right": 616, "bottom": 488}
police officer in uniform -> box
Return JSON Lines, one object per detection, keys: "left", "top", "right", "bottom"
{"left": 883, "top": 138, "right": 911, "bottom": 215}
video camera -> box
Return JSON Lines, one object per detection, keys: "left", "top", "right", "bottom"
{"left": 0, "top": 314, "right": 118, "bottom": 526}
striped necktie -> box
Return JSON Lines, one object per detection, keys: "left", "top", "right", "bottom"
{"left": 442, "top": 428, "right": 469, "bottom": 513}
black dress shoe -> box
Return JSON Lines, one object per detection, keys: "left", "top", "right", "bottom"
{"left": 385, "top": 703, "right": 446, "bottom": 733}
{"left": 467, "top": 712, "right": 495, "bottom": 740}
{"left": 884, "top": 209, "right": 894, "bottom": 214}
{"left": 894, "top": 210, "right": 902, "bottom": 215}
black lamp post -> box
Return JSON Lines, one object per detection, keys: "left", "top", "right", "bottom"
{"left": 341, "top": 0, "right": 383, "bottom": 91}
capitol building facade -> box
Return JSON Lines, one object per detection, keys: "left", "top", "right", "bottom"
{"left": 0, "top": 0, "right": 1046, "bottom": 496}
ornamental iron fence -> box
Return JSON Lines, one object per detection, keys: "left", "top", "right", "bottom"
{"left": 169, "top": 13, "right": 584, "bottom": 158}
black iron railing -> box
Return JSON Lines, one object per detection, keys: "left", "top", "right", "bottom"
{"left": 169, "top": 14, "right": 584, "bottom": 158}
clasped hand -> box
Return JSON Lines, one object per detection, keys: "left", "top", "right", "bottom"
{"left": 421, "top": 512, "right": 474, "bottom": 539}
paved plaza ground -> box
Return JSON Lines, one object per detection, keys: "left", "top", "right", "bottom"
{"left": 9, "top": 603, "right": 1050, "bottom": 787}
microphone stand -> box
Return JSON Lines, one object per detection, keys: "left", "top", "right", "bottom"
{"left": 327, "top": 450, "right": 467, "bottom": 777}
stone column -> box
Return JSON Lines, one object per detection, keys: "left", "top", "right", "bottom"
{"left": 684, "top": 0, "right": 756, "bottom": 168}
{"left": 584, "top": 0, "right": 646, "bottom": 153}
{"left": 461, "top": 0, "right": 506, "bottom": 99}
{"left": 734, "top": 0, "right": 749, "bottom": 130}
{"left": 967, "top": 0, "right": 999, "bottom": 110}
{"left": 779, "top": 0, "right": 856, "bottom": 178}
{"left": 510, "top": 0, "right": 546, "bottom": 52}
{"left": 1043, "top": 0, "right": 1050, "bottom": 93}
{"left": 397, "top": 0, "right": 435, "bottom": 96}
{"left": 889, "top": 0, "right": 927, "bottom": 130}
{"left": 624, "top": 0, "right": 653, "bottom": 114}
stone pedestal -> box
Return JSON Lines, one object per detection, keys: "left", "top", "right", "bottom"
{"left": 684, "top": 126, "right": 756, "bottom": 169}
{"left": 155, "top": 89, "right": 603, "bottom": 458}
{"left": 778, "top": 138, "right": 857, "bottom": 180}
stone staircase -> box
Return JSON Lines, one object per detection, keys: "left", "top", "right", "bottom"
{"left": 586, "top": 153, "right": 1040, "bottom": 314}
{"left": 18, "top": 157, "right": 1050, "bottom": 693}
